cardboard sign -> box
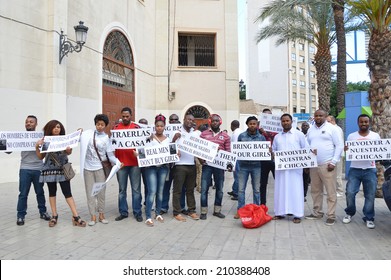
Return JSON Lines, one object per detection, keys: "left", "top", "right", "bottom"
{"left": 0, "top": 131, "right": 44, "bottom": 152}
{"left": 39, "top": 130, "right": 81, "bottom": 153}
{"left": 177, "top": 133, "right": 218, "bottom": 162}
{"left": 231, "top": 141, "right": 271, "bottom": 160}
{"left": 345, "top": 139, "right": 391, "bottom": 161}
{"left": 274, "top": 148, "right": 317, "bottom": 170}
{"left": 206, "top": 150, "right": 237, "bottom": 171}
{"left": 137, "top": 143, "right": 179, "bottom": 167}
{"left": 259, "top": 113, "right": 298, "bottom": 133}
{"left": 110, "top": 128, "right": 152, "bottom": 149}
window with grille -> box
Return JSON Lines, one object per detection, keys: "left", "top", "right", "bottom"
{"left": 178, "top": 33, "right": 216, "bottom": 67}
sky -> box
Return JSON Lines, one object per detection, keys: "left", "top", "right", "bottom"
{"left": 237, "top": 0, "right": 370, "bottom": 84}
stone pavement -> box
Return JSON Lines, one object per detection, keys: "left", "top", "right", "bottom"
{"left": 0, "top": 172, "right": 390, "bottom": 260}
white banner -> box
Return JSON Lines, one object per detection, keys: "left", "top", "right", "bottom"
{"left": 137, "top": 143, "right": 179, "bottom": 167}
{"left": 345, "top": 138, "right": 391, "bottom": 161}
{"left": 39, "top": 130, "right": 81, "bottom": 153}
{"left": 259, "top": 113, "right": 298, "bottom": 133}
{"left": 110, "top": 128, "right": 152, "bottom": 149}
{"left": 0, "top": 131, "right": 44, "bottom": 152}
{"left": 274, "top": 148, "right": 317, "bottom": 170}
{"left": 91, "top": 162, "right": 121, "bottom": 196}
{"left": 163, "top": 123, "right": 182, "bottom": 139}
{"left": 231, "top": 141, "right": 271, "bottom": 160}
{"left": 177, "top": 134, "right": 219, "bottom": 162}
{"left": 206, "top": 150, "right": 237, "bottom": 171}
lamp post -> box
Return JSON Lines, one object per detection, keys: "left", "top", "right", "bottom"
{"left": 59, "top": 21, "right": 89, "bottom": 64}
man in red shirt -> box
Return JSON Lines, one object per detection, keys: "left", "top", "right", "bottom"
{"left": 113, "top": 107, "right": 143, "bottom": 222}
{"left": 199, "top": 114, "right": 231, "bottom": 220}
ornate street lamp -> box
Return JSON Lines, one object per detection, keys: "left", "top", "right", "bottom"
{"left": 59, "top": 21, "right": 89, "bottom": 64}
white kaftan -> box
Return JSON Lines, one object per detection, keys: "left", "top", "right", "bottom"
{"left": 272, "top": 128, "right": 308, "bottom": 217}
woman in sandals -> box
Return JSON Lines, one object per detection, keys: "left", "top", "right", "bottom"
{"left": 143, "top": 114, "right": 171, "bottom": 226}
{"left": 79, "top": 114, "right": 122, "bottom": 226}
{"left": 36, "top": 120, "right": 86, "bottom": 227}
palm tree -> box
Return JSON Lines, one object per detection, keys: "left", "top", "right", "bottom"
{"left": 255, "top": 0, "right": 358, "bottom": 113}
{"left": 347, "top": 0, "right": 391, "bottom": 196}
{"left": 332, "top": 0, "right": 347, "bottom": 121}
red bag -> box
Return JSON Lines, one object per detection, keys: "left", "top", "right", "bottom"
{"left": 237, "top": 204, "right": 273, "bottom": 229}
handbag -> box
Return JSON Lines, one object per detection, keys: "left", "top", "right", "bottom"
{"left": 50, "top": 153, "right": 75, "bottom": 181}
{"left": 237, "top": 204, "right": 272, "bottom": 229}
{"left": 93, "top": 133, "right": 112, "bottom": 178}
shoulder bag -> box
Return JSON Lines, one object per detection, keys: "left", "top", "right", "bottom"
{"left": 93, "top": 133, "right": 113, "bottom": 179}
{"left": 50, "top": 153, "right": 75, "bottom": 181}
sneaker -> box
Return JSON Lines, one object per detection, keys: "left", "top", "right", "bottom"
{"left": 16, "top": 217, "right": 25, "bottom": 226}
{"left": 325, "top": 218, "right": 335, "bottom": 226}
{"left": 145, "top": 218, "right": 154, "bottom": 227}
{"left": 366, "top": 220, "right": 375, "bottom": 229}
{"left": 88, "top": 220, "right": 96, "bottom": 226}
{"left": 213, "top": 212, "right": 226, "bottom": 219}
{"left": 200, "top": 213, "right": 207, "bottom": 220}
{"left": 174, "top": 214, "right": 186, "bottom": 222}
{"left": 155, "top": 215, "right": 164, "bottom": 223}
{"left": 342, "top": 215, "right": 352, "bottom": 224}
{"left": 188, "top": 213, "right": 200, "bottom": 220}
{"left": 305, "top": 214, "right": 323, "bottom": 220}
{"left": 40, "top": 212, "right": 51, "bottom": 221}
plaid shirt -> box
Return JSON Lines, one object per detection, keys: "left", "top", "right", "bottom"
{"left": 200, "top": 129, "right": 231, "bottom": 152}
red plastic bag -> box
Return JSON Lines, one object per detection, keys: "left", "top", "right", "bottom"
{"left": 237, "top": 204, "right": 273, "bottom": 229}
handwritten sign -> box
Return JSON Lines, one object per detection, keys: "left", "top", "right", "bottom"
{"left": 177, "top": 133, "right": 218, "bottom": 162}
{"left": 40, "top": 130, "right": 81, "bottom": 153}
{"left": 274, "top": 148, "right": 317, "bottom": 170}
{"left": 0, "top": 131, "right": 44, "bottom": 152}
{"left": 345, "top": 139, "right": 391, "bottom": 161}
{"left": 231, "top": 141, "right": 271, "bottom": 160}
{"left": 110, "top": 128, "right": 152, "bottom": 149}
{"left": 206, "top": 150, "right": 237, "bottom": 170}
{"left": 91, "top": 162, "right": 121, "bottom": 196}
{"left": 137, "top": 143, "right": 179, "bottom": 167}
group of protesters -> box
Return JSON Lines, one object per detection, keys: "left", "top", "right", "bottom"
{"left": 10, "top": 106, "right": 380, "bottom": 230}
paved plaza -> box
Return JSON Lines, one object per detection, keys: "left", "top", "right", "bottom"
{"left": 0, "top": 172, "right": 390, "bottom": 260}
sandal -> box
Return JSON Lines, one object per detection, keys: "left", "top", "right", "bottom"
{"left": 72, "top": 216, "right": 86, "bottom": 227}
{"left": 49, "top": 215, "right": 58, "bottom": 227}
{"left": 145, "top": 218, "right": 154, "bottom": 227}
{"left": 293, "top": 217, "right": 301, "bottom": 224}
{"left": 156, "top": 215, "right": 164, "bottom": 223}
{"left": 272, "top": 215, "right": 285, "bottom": 220}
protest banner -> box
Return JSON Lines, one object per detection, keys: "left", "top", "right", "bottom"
{"left": 177, "top": 133, "right": 218, "bottom": 162}
{"left": 162, "top": 123, "right": 182, "bottom": 139}
{"left": 231, "top": 141, "right": 271, "bottom": 160}
{"left": 91, "top": 162, "right": 121, "bottom": 196}
{"left": 259, "top": 113, "right": 298, "bottom": 133}
{"left": 110, "top": 128, "right": 152, "bottom": 149}
{"left": 274, "top": 148, "right": 317, "bottom": 170}
{"left": 137, "top": 143, "right": 179, "bottom": 167}
{"left": 0, "top": 131, "right": 44, "bottom": 152}
{"left": 39, "top": 130, "right": 81, "bottom": 153}
{"left": 345, "top": 138, "right": 391, "bottom": 161}
{"left": 206, "top": 150, "right": 237, "bottom": 171}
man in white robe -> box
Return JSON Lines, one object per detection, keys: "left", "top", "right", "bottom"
{"left": 272, "top": 114, "right": 308, "bottom": 223}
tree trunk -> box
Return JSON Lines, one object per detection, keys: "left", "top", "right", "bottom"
{"left": 367, "top": 29, "right": 391, "bottom": 197}
{"left": 332, "top": 0, "right": 346, "bottom": 125}
{"left": 314, "top": 47, "right": 332, "bottom": 112}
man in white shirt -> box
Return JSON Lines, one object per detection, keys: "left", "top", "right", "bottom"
{"left": 343, "top": 114, "right": 380, "bottom": 229}
{"left": 306, "top": 109, "right": 344, "bottom": 226}
{"left": 326, "top": 115, "right": 344, "bottom": 196}
{"left": 227, "top": 120, "right": 242, "bottom": 200}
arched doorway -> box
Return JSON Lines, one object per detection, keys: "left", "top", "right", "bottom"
{"left": 102, "top": 31, "right": 135, "bottom": 133}
{"left": 186, "top": 105, "right": 210, "bottom": 129}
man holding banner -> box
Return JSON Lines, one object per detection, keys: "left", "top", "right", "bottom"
{"left": 113, "top": 107, "right": 143, "bottom": 223}
{"left": 343, "top": 114, "right": 381, "bottom": 229}
{"left": 199, "top": 114, "right": 231, "bottom": 220}
{"left": 272, "top": 114, "right": 309, "bottom": 223}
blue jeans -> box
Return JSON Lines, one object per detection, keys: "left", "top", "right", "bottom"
{"left": 345, "top": 168, "right": 377, "bottom": 221}
{"left": 231, "top": 164, "right": 240, "bottom": 197}
{"left": 17, "top": 169, "right": 47, "bottom": 218}
{"left": 116, "top": 166, "right": 141, "bottom": 217}
{"left": 238, "top": 164, "right": 261, "bottom": 210}
{"left": 144, "top": 165, "right": 169, "bottom": 219}
{"left": 141, "top": 167, "right": 148, "bottom": 204}
{"left": 201, "top": 165, "right": 224, "bottom": 213}
{"left": 161, "top": 166, "right": 186, "bottom": 212}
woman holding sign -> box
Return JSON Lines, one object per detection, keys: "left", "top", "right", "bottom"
{"left": 36, "top": 120, "right": 86, "bottom": 227}
{"left": 142, "top": 114, "right": 170, "bottom": 226}
{"left": 80, "top": 114, "right": 122, "bottom": 226}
